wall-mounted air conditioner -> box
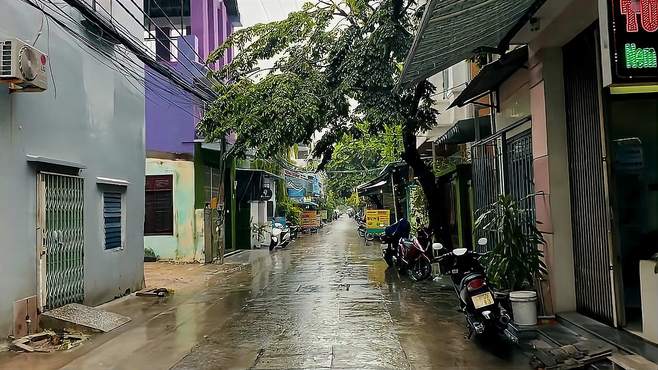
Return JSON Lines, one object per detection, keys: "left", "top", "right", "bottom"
{"left": 0, "top": 38, "right": 48, "bottom": 92}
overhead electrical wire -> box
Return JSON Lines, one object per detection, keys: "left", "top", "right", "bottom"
{"left": 57, "top": 0, "right": 214, "bottom": 102}
{"left": 114, "top": 0, "right": 217, "bottom": 94}
{"left": 142, "top": 0, "right": 210, "bottom": 73}
{"left": 31, "top": 0, "right": 205, "bottom": 119}
{"left": 96, "top": 0, "right": 218, "bottom": 107}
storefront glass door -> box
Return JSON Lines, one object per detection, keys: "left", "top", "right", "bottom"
{"left": 607, "top": 95, "right": 658, "bottom": 333}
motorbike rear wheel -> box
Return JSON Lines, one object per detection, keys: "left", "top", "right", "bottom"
{"left": 409, "top": 258, "right": 432, "bottom": 281}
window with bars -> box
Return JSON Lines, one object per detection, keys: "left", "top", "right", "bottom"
{"left": 103, "top": 192, "right": 124, "bottom": 249}
{"left": 145, "top": 175, "right": 174, "bottom": 235}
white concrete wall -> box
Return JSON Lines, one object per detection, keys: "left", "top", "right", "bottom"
{"left": 0, "top": 1, "right": 145, "bottom": 336}
{"left": 422, "top": 61, "right": 474, "bottom": 145}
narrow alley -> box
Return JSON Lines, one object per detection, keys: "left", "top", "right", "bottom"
{"left": 0, "top": 217, "right": 530, "bottom": 370}
{"left": 172, "top": 217, "right": 531, "bottom": 369}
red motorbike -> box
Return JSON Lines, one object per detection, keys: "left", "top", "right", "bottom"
{"left": 396, "top": 226, "right": 434, "bottom": 281}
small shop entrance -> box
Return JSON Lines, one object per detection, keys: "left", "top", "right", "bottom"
{"left": 606, "top": 93, "right": 658, "bottom": 336}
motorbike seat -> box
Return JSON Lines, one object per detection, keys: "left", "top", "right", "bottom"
{"left": 401, "top": 239, "right": 414, "bottom": 248}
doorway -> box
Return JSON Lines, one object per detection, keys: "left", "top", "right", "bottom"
{"left": 36, "top": 172, "right": 85, "bottom": 311}
{"left": 563, "top": 26, "right": 618, "bottom": 325}
{"left": 606, "top": 94, "right": 658, "bottom": 334}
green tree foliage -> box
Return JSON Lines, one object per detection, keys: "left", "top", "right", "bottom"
{"left": 325, "top": 123, "right": 401, "bottom": 198}
{"left": 201, "top": 0, "right": 450, "bottom": 244}
{"left": 277, "top": 197, "right": 302, "bottom": 225}
{"left": 408, "top": 185, "right": 429, "bottom": 233}
{"left": 346, "top": 191, "right": 362, "bottom": 209}
{"left": 319, "top": 189, "right": 339, "bottom": 216}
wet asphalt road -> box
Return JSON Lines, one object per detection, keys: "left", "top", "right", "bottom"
{"left": 173, "top": 217, "right": 531, "bottom": 370}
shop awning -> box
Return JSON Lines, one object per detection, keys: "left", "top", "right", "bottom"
{"left": 357, "top": 173, "right": 389, "bottom": 192}
{"left": 449, "top": 46, "right": 528, "bottom": 108}
{"left": 295, "top": 201, "right": 319, "bottom": 210}
{"left": 361, "top": 180, "right": 388, "bottom": 190}
{"left": 436, "top": 116, "right": 492, "bottom": 145}
{"left": 399, "top": 0, "right": 541, "bottom": 87}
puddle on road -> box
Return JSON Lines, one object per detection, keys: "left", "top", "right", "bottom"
{"left": 172, "top": 219, "right": 531, "bottom": 370}
{"left": 0, "top": 219, "right": 530, "bottom": 370}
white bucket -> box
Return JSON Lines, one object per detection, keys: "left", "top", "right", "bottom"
{"left": 510, "top": 290, "right": 538, "bottom": 326}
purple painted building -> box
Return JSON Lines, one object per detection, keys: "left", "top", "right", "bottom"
{"left": 142, "top": 0, "right": 239, "bottom": 262}
{"left": 144, "top": 0, "right": 238, "bottom": 155}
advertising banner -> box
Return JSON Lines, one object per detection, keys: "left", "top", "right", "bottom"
{"left": 365, "top": 209, "right": 390, "bottom": 232}
{"left": 301, "top": 211, "right": 320, "bottom": 228}
{"left": 285, "top": 173, "right": 307, "bottom": 198}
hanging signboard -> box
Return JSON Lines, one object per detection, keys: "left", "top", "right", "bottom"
{"left": 606, "top": 0, "right": 658, "bottom": 84}
{"left": 301, "top": 211, "right": 320, "bottom": 228}
{"left": 365, "top": 209, "right": 390, "bottom": 233}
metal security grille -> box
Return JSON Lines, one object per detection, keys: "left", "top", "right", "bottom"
{"left": 38, "top": 173, "right": 85, "bottom": 310}
{"left": 471, "top": 118, "right": 535, "bottom": 252}
{"left": 563, "top": 28, "right": 616, "bottom": 325}
{"left": 505, "top": 131, "right": 536, "bottom": 234}
{"left": 472, "top": 140, "right": 501, "bottom": 252}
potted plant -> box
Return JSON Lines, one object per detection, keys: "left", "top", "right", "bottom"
{"left": 474, "top": 195, "right": 547, "bottom": 326}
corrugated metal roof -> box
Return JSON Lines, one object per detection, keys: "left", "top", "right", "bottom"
{"left": 449, "top": 46, "right": 528, "bottom": 108}
{"left": 435, "top": 116, "right": 491, "bottom": 145}
{"left": 399, "top": 0, "right": 541, "bottom": 87}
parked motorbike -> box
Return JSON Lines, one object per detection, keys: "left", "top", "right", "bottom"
{"left": 357, "top": 219, "right": 367, "bottom": 238}
{"left": 382, "top": 219, "right": 410, "bottom": 267}
{"left": 269, "top": 222, "right": 291, "bottom": 251}
{"left": 433, "top": 238, "right": 517, "bottom": 342}
{"left": 287, "top": 221, "right": 299, "bottom": 240}
{"left": 397, "top": 226, "right": 434, "bottom": 281}
{"left": 382, "top": 219, "right": 433, "bottom": 281}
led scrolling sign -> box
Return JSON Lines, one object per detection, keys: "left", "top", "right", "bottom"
{"left": 609, "top": 0, "right": 658, "bottom": 82}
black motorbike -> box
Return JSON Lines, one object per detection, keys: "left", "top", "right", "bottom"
{"left": 381, "top": 218, "right": 411, "bottom": 267}
{"left": 434, "top": 238, "right": 517, "bottom": 342}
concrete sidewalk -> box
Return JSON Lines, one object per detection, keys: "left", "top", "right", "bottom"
{"left": 0, "top": 250, "right": 269, "bottom": 370}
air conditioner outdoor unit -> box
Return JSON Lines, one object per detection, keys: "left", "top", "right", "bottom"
{"left": 0, "top": 38, "right": 48, "bottom": 92}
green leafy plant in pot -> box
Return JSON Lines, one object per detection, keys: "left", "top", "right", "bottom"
{"left": 475, "top": 195, "right": 547, "bottom": 325}
{"left": 474, "top": 195, "right": 547, "bottom": 311}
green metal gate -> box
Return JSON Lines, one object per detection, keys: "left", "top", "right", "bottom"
{"left": 37, "top": 172, "right": 85, "bottom": 310}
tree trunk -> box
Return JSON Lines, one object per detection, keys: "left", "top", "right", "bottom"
{"left": 401, "top": 124, "right": 453, "bottom": 249}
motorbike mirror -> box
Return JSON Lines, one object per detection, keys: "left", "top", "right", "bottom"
{"left": 432, "top": 242, "right": 444, "bottom": 250}
{"left": 453, "top": 248, "right": 468, "bottom": 256}
{"left": 477, "top": 237, "right": 488, "bottom": 246}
